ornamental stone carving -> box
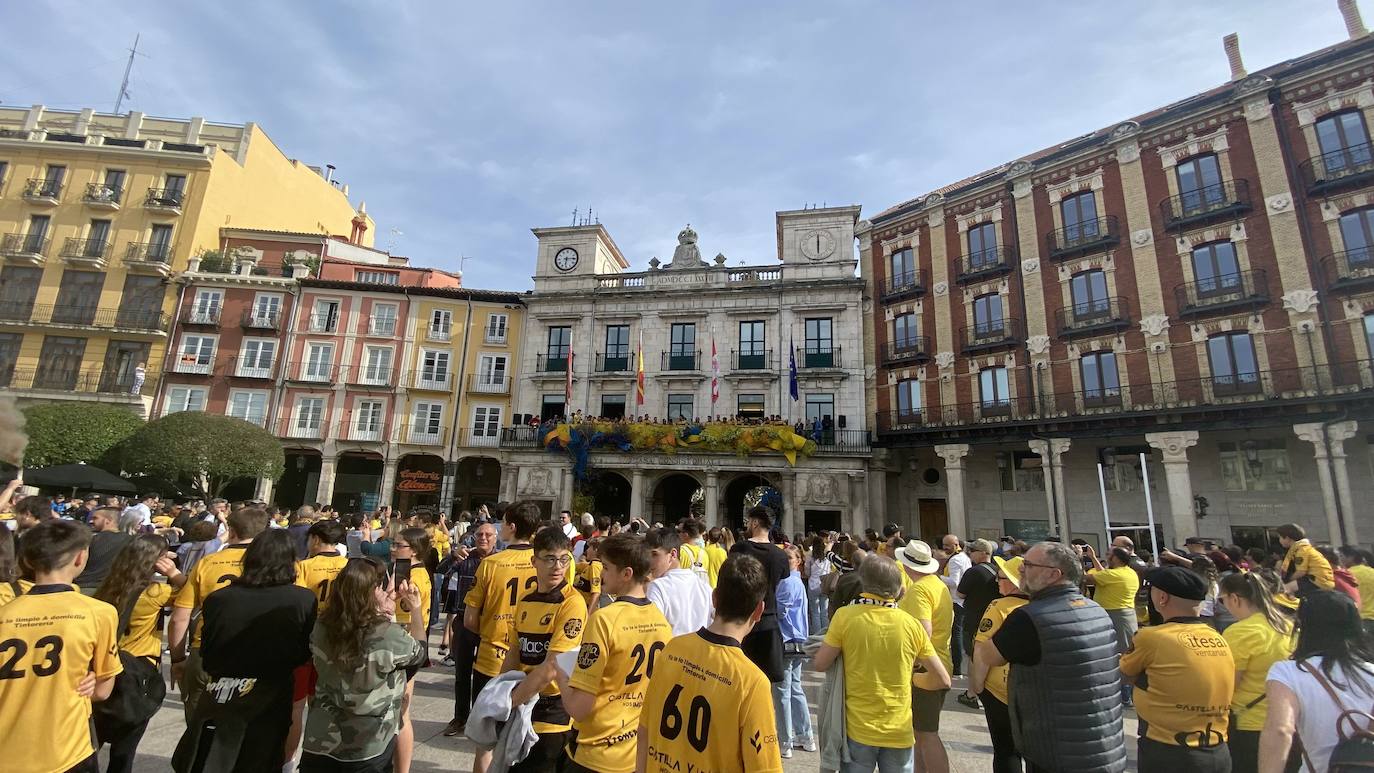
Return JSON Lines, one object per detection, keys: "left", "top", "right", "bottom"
{"left": 1027, "top": 335, "right": 1051, "bottom": 356}
{"left": 1145, "top": 430, "right": 1199, "bottom": 461}
{"left": 1243, "top": 97, "right": 1272, "bottom": 123}
{"left": 1115, "top": 141, "right": 1140, "bottom": 164}
{"left": 934, "top": 351, "right": 955, "bottom": 370}
{"left": 1139, "top": 314, "right": 1170, "bottom": 337}
{"left": 1236, "top": 74, "right": 1273, "bottom": 96}
{"left": 924, "top": 193, "right": 944, "bottom": 208}
{"left": 1012, "top": 177, "right": 1033, "bottom": 199}
{"left": 1131, "top": 229, "right": 1153, "bottom": 247}
{"left": 1267, "top": 193, "right": 1293, "bottom": 213}
{"left": 522, "top": 467, "right": 554, "bottom": 496}
{"left": 1021, "top": 258, "right": 1040, "bottom": 274}
{"left": 933, "top": 281, "right": 949, "bottom": 297}
{"left": 1008, "top": 159, "right": 1033, "bottom": 177}
{"left": 1110, "top": 121, "right": 1140, "bottom": 139}
{"left": 1282, "top": 289, "right": 1320, "bottom": 314}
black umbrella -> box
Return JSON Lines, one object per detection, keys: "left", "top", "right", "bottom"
{"left": 23, "top": 463, "right": 137, "bottom": 494}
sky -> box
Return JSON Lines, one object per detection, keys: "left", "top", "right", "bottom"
{"left": 0, "top": 1, "right": 1354, "bottom": 290}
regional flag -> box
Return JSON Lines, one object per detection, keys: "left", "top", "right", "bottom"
{"left": 635, "top": 328, "right": 646, "bottom": 406}
{"left": 710, "top": 338, "right": 720, "bottom": 408}
{"left": 788, "top": 333, "right": 799, "bottom": 401}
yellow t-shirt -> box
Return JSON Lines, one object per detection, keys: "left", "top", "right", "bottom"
{"left": 0, "top": 579, "right": 27, "bottom": 607}
{"left": 678, "top": 543, "right": 707, "bottom": 574}
{"left": 639, "top": 629, "right": 783, "bottom": 773}
{"left": 0, "top": 585, "right": 123, "bottom": 773}
{"left": 1283, "top": 539, "right": 1334, "bottom": 590}
{"left": 703, "top": 544, "right": 727, "bottom": 588}
{"left": 1347, "top": 564, "right": 1374, "bottom": 620}
{"left": 513, "top": 582, "right": 587, "bottom": 733}
{"left": 431, "top": 526, "right": 451, "bottom": 559}
{"left": 465, "top": 544, "right": 537, "bottom": 676}
{"left": 121, "top": 581, "right": 173, "bottom": 660}
{"left": 824, "top": 594, "right": 935, "bottom": 748}
{"left": 573, "top": 559, "right": 603, "bottom": 609}
{"left": 1222, "top": 613, "right": 1293, "bottom": 731}
{"left": 898, "top": 572, "right": 953, "bottom": 690}
{"left": 295, "top": 552, "right": 348, "bottom": 614}
{"left": 974, "top": 595, "right": 1029, "bottom": 705}
{"left": 173, "top": 543, "right": 248, "bottom": 648}
{"left": 566, "top": 596, "right": 673, "bottom": 772}
{"left": 394, "top": 564, "right": 432, "bottom": 628}
{"left": 1120, "top": 618, "right": 1234, "bottom": 747}
{"left": 1089, "top": 566, "right": 1140, "bottom": 610}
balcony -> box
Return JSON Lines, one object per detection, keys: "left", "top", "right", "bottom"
{"left": 1322, "top": 248, "right": 1374, "bottom": 294}
{"left": 365, "top": 316, "right": 398, "bottom": 337}
{"left": 306, "top": 313, "right": 338, "bottom": 333}
{"left": 1300, "top": 142, "right": 1374, "bottom": 196}
{"left": 394, "top": 424, "right": 447, "bottom": 446}
{"left": 124, "top": 242, "right": 173, "bottom": 275}
{"left": 1174, "top": 269, "right": 1269, "bottom": 319}
{"left": 276, "top": 417, "right": 327, "bottom": 441}
{"left": 458, "top": 427, "right": 502, "bottom": 448}
{"left": 230, "top": 357, "right": 276, "bottom": 380}
{"left": 954, "top": 247, "right": 1016, "bottom": 284}
{"left": 797, "top": 346, "right": 843, "bottom": 370}
{"left": 1, "top": 233, "right": 49, "bottom": 264}
{"left": 596, "top": 352, "right": 634, "bottom": 373}
{"left": 0, "top": 302, "right": 168, "bottom": 333}
{"left": 241, "top": 309, "right": 281, "bottom": 331}
{"left": 499, "top": 426, "right": 542, "bottom": 449}
{"left": 426, "top": 326, "right": 452, "bottom": 343}
{"left": 60, "top": 237, "right": 109, "bottom": 268}
{"left": 182, "top": 306, "right": 221, "bottom": 326}
{"left": 346, "top": 365, "right": 394, "bottom": 388}
{"left": 173, "top": 355, "right": 213, "bottom": 375}
{"left": 144, "top": 188, "right": 184, "bottom": 214}
{"left": 83, "top": 183, "right": 123, "bottom": 210}
{"left": 343, "top": 422, "right": 385, "bottom": 443}
{"left": 1159, "top": 180, "right": 1252, "bottom": 232}
{"left": 883, "top": 337, "right": 930, "bottom": 366}
{"left": 288, "top": 361, "right": 336, "bottom": 383}
{"left": 1056, "top": 298, "right": 1132, "bottom": 339}
{"left": 662, "top": 350, "right": 702, "bottom": 371}
{"left": 807, "top": 428, "right": 872, "bottom": 454}
{"left": 22, "top": 178, "right": 62, "bottom": 204}
{"left": 405, "top": 370, "right": 453, "bottom": 391}
{"left": 961, "top": 318, "right": 1023, "bottom": 354}
{"left": 467, "top": 374, "right": 510, "bottom": 394}
{"left": 537, "top": 353, "right": 569, "bottom": 372}
{"left": 731, "top": 349, "right": 774, "bottom": 371}
{"left": 484, "top": 326, "right": 508, "bottom": 344}
{"left": 1, "top": 365, "right": 156, "bottom": 397}
{"left": 880, "top": 269, "right": 927, "bottom": 303}
{"left": 1046, "top": 215, "right": 1120, "bottom": 260}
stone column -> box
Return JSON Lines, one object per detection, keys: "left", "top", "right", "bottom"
{"left": 704, "top": 472, "right": 720, "bottom": 526}
{"left": 1028, "top": 440, "right": 1059, "bottom": 537}
{"left": 1145, "top": 431, "right": 1200, "bottom": 545}
{"left": 315, "top": 457, "right": 337, "bottom": 508}
{"left": 630, "top": 469, "right": 645, "bottom": 522}
{"left": 1294, "top": 421, "right": 1360, "bottom": 544}
{"left": 379, "top": 459, "right": 399, "bottom": 508}
{"left": 868, "top": 450, "right": 889, "bottom": 532}
{"left": 254, "top": 476, "right": 275, "bottom": 504}
{"left": 500, "top": 465, "right": 520, "bottom": 503}
{"left": 779, "top": 472, "right": 798, "bottom": 535}
{"left": 1049, "top": 439, "right": 1072, "bottom": 537}
{"left": 934, "top": 444, "right": 971, "bottom": 537}
{"left": 847, "top": 471, "right": 868, "bottom": 535}
{"left": 560, "top": 467, "right": 574, "bottom": 513}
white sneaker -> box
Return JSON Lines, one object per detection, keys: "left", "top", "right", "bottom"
{"left": 780, "top": 747, "right": 793, "bottom": 759}
{"left": 797, "top": 739, "right": 817, "bottom": 752}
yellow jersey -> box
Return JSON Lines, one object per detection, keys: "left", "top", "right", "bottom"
{"left": 1347, "top": 564, "right": 1374, "bottom": 620}
{"left": 678, "top": 543, "right": 706, "bottom": 574}
{"left": 1222, "top": 613, "right": 1293, "bottom": 731}
{"left": 122, "top": 581, "right": 174, "bottom": 660}
{"left": 0, "top": 585, "right": 123, "bottom": 773}
{"left": 1282, "top": 539, "right": 1334, "bottom": 590}
{"left": 464, "top": 544, "right": 537, "bottom": 676}
{"left": 973, "top": 595, "right": 1029, "bottom": 705}
{"left": 1089, "top": 566, "right": 1140, "bottom": 610}
{"left": 173, "top": 543, "right": 248, "bottom": 648}
{"left": 565, "top": 596, "right": 672, "bottom": 771}
{"left": 824, "top": 594, "right": 935, "bottom": 748}
{"left": 513, "top": 582, "right": 587, "bottom": 733}
{"left": 295, "top": 551, "right": 348, "bottom": 614}
{"left": 394, "top": 563, "right": 432, "bottom": 628}
{"left": 703, "top": 544, "right": 727, "bottom": 588}
{"left": 898, "top": 572, "right": 954, "bottom": 690}
{"left": 573, "top": 559, "right": 603, "bottom": 609}
{"left": 0, "top": 578, "right": 28, "bottom": 607}
{"left": 431, "top": 526, "right": 451, "bottom": 559}
{"left": 640, "top": 629, "right": 783, "bottom": 773}
{"left": 1120, "top": 618, "right": 1234, "bottom": 747}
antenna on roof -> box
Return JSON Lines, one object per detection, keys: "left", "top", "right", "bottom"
{"left": 113, "top": 34, "right": 144, "bottom": 114}
{"left": 571, "top": 208, "right": 579, "bottom": 226}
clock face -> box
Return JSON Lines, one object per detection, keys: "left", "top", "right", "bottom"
{"left": 800, "top": 229, "right": 837, "bottom": 261}
{"left": 553, "top": 247, "right": 579, "bottom": 272}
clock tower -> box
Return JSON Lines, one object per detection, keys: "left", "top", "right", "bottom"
{"left": 529, "top": 223, "right": 629, "bottom": 290}
{"left": 775, "top": 205, "right": 862, "bottom": 278}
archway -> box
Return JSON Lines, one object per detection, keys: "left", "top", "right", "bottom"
{"left": 394, "top": 453, "right": 444, "bottom": 513}
{"left": 650, "top": 473, "right": 701, "bottom": 524}
{"left": 581, "top": 470, "right": 631, "bottom": 521}
{"left": 277, "top": 449, "right": 322, "bottom": 508}
{"left": 724, "top": 473, "right": 778, "bottom": 530}
{"left": 334, "top": 451, "right": 384, "bottom": 512}
{"left": 454, "top": 457, "right": 502, "bottom": 516}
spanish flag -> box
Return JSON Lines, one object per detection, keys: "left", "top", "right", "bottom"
{"left": 635, "top": 328, "right": 645, "bottom": 405}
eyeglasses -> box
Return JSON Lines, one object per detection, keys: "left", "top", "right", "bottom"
{"left": 537, "top": 555, "right": 573, "bottom": 567}
{"left": 392, "top": 543, "right": 412, "bottom": 551}
{"left": 1019, "top": 559, "right": 1060, "bottom": 572}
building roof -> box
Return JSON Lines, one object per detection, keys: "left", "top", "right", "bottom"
{"left": 299, "top": 278, "right": 524, "bottom": 304}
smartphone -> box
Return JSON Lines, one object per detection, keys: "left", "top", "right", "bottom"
{"left": 392, "top": 558, "right": 413, "bottom": 587}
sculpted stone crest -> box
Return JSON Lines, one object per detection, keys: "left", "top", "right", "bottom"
{"left": 1027, "top": 335, "right": 1051, "bottom": 356}
{"left": 1282, "top": 289, "right": 1320, "bottom": 314}
{"left": 934, "top": 351, "right": 955, "bottom": 369}
{"left": 668, "top": 225, "right": 706, "bottom": 268}
{"left": 1139, "top": 314, "right": 1170, "bottom": 337}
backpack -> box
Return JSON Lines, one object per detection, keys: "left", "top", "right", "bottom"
{"left": 680, "top": 544, "right": 710, "bottom": 583}
{"left": 1298, "top": 659, "right": 1374, "bottom": 772}
{"left": 92, "top": 587, "right": 167, "bottom": 738}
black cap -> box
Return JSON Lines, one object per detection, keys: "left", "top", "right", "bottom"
{"left": 1147, "top": 566, "right": 1209, "bottom": 601}
{"left": 1184, "top": 537, "right": 1206, "bottom": 545}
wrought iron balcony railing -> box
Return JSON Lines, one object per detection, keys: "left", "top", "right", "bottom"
{"left": 145, "top": 188, "right": 185, "bottom": 210}
{"left": 1174, "top": 269, "right": 1269, "bottom": 319}
{"left": 796, "top": 346, "right": 842, "bottom": 369}
{"left": 0, "top": 302, "right": 167, "bottom": 332}
{"left": 883, "top": 337, "right": 930, "bottom": 365}
{"left": 596, "top": 352, "right": 634, "bottom": 373}
{"left": 880, "top": 269, "right": 927, "bottom": 302}
{"left": 1322, "top": 248, "right": 1374, "bottom": 294}
{"left": 83, "top": 182, "right": 122, "bottom": 207}
{"left": 961, "top": 318, "right": 1023, "bottom": 353}
{"left": 1159, "top": 179, "right": 1252, "bottom": 231}
{"left": 661, "top": 350, "right": 701, "bottom": 372}
{"left": 60, "top": 237, "right": 108, "bottom": 260}
{"left": 1, "top": 233, "right": 48, "bottom": 258}
{"left": 954, "top": 247, "right": 1016, "bottom": 284}
{"left": 1046, "top": 215, "right": 1120, "bottom": 260}
{"left": 1300, "top": 141, "right": 1374, "bottom": 196}
{"left": 1055, "top": 298, "right": 1131, "bottom": 338}
{"left": 731, "top": 348, "right": 774, "bottom": 371}
{"left": 22, "top": 178, "right": 62, "bottom": 201}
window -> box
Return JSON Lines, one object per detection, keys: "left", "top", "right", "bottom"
{"left": 486, "top": 313, "right": 508, "bottom": 342}
{"left": 889, "top": 247, "right": 916, "bottom": 284}
{"left": 51, "top": 269, "right": 102, "bottom": 325}
{"left": 967, "top": 222, "right": 998, "bottom": 267}
{"left": 304, "top": 342, "right": 334, "bottom": 381}
{"left": 1175, "top": 154, "right": 1225, "bottom": 215}
{"left": 354, "top": 399, "right": 384, "bottom": 440}
{"left": 101, "top": 169, "right": 126, "bottom": 201}
{"left": 1365, "top": 313, "right": 1374, "bottom": 357}
{"left": 163, "top": 173, "right": 187, "bottom": 202}
{"left": 191, "top": 290, "right": 222, "bottom": 324}
{"left": 165, "top": 386, "right": 207, "bottom": 415}
{"left": 25, "top": 215, "right": 50, "bottom": 252}
{"left": 541, "top": 395, "right": 566, "bottom": 421}
{"left": 1080, "top": 352, "right": 1120, "bottom": 404}
{"left": 893, "top": 312, "right": 919, "bottom": 350}
{"left": 1220, "top": 440, "right": 1293, "bottom": 492}
{"left": 1069, "top": 270, "right": 1110, "bottom": 318}
{"left": 0, "top": 266, "right": 40, "bottom": 320}
{"left": 897, "top": 379, "right": 921, "bottom": 418}
{"left": 472, "top": 406, "right": 502, "bottom": 446}
{"left": 362, "top": 346, "right": 393, "bottom": 385}
{"left": 35, "top": 336, "right": 85, "bottom": 389}
{"left": 1101, "top": 448, "right": 1156, "bottom": 493}
{"left": 477, "top": 354, "right": 507, "bottom": 389}
{"left": 1316, "top": 111, "right": 1372, "bottom": 170}
{"left": 972, "top": 293, "right": 1004, "bottom": 337}
{"left": 0, "top": 162, "right": 7, "bottom": 188}
{"left": 294, "top": 397, "right": 325, "bottom": 437}
{"left": 998, "top": 452, "right": 1046, "bottom": 492}
{"left": 411, "top": 402, "right": 443, "bottom": 439}
{"left": 429, "top": 309, "right": 452, "bottom": 340}
{"left": 804, "top": 318, "right": 834, "bottom": 367}
{"left": 369, "top": 303, "right": 398, "bottom": 336}
{"left": 1340, "top": 208, "right": 1374, "bottom": 266}
{"left": 251, "top": 294, "right": 282, "bottom": 327}
{"left": 0, "top": 333, "right": 20, "bottom": 386}
{"left": 100, "top": 340, "right": 148, "bottom": 393}
{"left": 667, "top": 394, "right": 694, "bottom": 421}
{"left": 41, "top": 165, "right": 65, "bottom": 195}
{"left": 227, "top": 391, "right": 268, "bottom": 426}
{"left": 1207, "top": 332, "right": 1259, "bottom": 395}
{"left": 1191, "top": 242, "right": 1241, "bottom": 295}
{"left": 420, "top": 349, "right": 451, "bottom": 387}
{"left": 84, "top": 219, "right": 111, "bottom": 255}
{"left": 669, "top": 323, "right": 696, "bottom": 369}
{"left": 176, "top": 334, "right": 216, "bottom": 374}
{"left": 601, "top": 394, "right": 627, "bottom": 419}
{"left": 604, "top": 324, "right": 630, "bottom": 370}
{"left": 148, "top": 224, "right": 174, "bottom": 261}
{"left": 1060, "top": 191, "right": 1100, "bottom": 243}
{"left": 355, "top": 270, "right": 399, "bottom": 285}
{"left": 979, "top": 367, "right": 1010, "bottom": 409}
{"left": 310, "top": 299, "right": 340, "bottom": 332}
{"left": 805, "top": 393, "right": 835, "bottom": 426}
{"left": 238, "top": 339, "right": 275, "bottom": 377}
{"left": 737, "top": 394, "right": 765, "bottom": 419}
{"left": 738, "top": 320, "right": 765, "bottom": 368}
{"left": 546, "top": 326, "right": 571, "bottom": 371}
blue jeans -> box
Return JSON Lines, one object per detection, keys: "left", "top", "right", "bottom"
{"left": 842, "top": 737, "right": 914, "bottom": 773}
{"left": 807, "top": 586, "right": 829, "bottom": 633}
{"left": 771, "top": 655, "right": 813, "bottom": 746}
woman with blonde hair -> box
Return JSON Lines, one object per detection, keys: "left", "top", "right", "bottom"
{"left": 1219, "top": 569, "right": 1295, "bottom": 773}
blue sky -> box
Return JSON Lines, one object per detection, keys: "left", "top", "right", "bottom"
{"left": 0, "top": 1, "right": 1353, "bottom": 289}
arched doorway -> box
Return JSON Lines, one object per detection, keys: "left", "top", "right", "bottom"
{"left": 650, "top": 473, "right": 701, "bottom": 524}
{"left": 454, "top": 457, "right": 502, "bottom": 515}
{"left": 724, "top": 473, "right": 778, "bottom": 530}
{"left": 582, "top": 470, "right": 631, "bottom": 521}
{"left": 394, "top": 453, "right": 444, "bottom": 513}
{"left": 277, "top": 449, "right": 322, "bottom": 508}
{"left": 334, "top": 451, "right": 384, "bottom": 512}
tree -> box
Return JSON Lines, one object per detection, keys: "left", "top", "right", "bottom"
{"left": 116, "top": 413, "right": 284, "bottom": 498}
{"left": 21, "top": 403, "right": 144, "bottom": 468}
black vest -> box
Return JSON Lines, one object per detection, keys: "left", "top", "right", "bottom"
{"left": 1008, "top": 584, "right": 1127, "bottom": 773}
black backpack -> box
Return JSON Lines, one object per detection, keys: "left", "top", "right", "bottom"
{"left": 92, "top": 588, "right": 167, "bottom": 738}
{"left": 1298, "top": 660, "right": 1374, "bottom": 771}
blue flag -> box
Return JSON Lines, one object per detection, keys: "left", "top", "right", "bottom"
{"left": 788, "top": 334, "right": 799, "bottom": 401}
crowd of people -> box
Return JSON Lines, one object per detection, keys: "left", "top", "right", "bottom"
{"left": 0, "top": 470, "right": 1373, "bottom": 773}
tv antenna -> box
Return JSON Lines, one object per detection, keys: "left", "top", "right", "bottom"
{"left": 113, "top": 34, "right": 146, "bottom": 114}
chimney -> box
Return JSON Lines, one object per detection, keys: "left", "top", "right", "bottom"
{"left": 1341, "top": 0, "right": 1369, "bottom": 38}
{"left": 1223, "top": 33, "right": 1247, "bottom": 81}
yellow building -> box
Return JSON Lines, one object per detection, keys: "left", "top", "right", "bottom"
{"left": 0, "top": 104, "right": 372, "bottom": 414}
